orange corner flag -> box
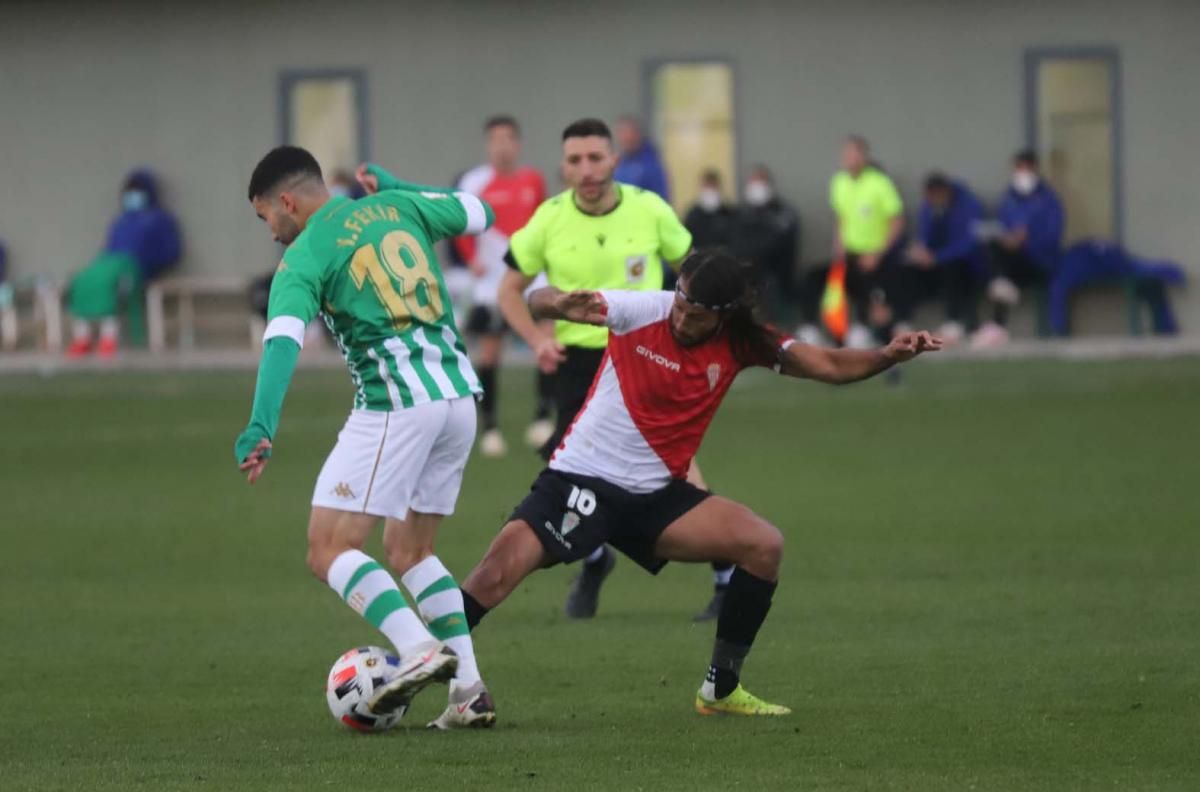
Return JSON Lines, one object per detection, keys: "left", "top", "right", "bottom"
{"left": 821, "top": 259, "right": 849, "bottom": 343}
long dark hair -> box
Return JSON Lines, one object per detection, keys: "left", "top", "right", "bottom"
{"left": 678, "top": 249, "right": 779, "bottom": 366}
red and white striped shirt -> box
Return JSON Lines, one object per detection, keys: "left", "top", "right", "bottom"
{"left": 453, "top": 165, "right": 545, "bottom": 305}
{"left": 550, "top": 290, "right": 786, "bottom": 493}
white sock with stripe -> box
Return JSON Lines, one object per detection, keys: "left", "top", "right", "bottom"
{"left": 326, "top": 550, "right": 432, "bottom": 655}
{"left": 401, "top": 556, "right": 482, "bottom": 689}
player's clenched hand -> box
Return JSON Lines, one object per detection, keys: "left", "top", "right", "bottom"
{"left": 534, "top": 335, "right": 566, "bottom": 374}
{"left": 555, "top": 290, "right": 608, "bottom": 326}
{"left": 355, "top": 164, "right": 380, "bottom": 195}
{"left": 238, "top": 438, "right": 273, "bottom": 485}
{"left": 883, "top": 331, "right": 943, "bottom": 362}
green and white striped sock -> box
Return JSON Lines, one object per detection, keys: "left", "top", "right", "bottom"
{"left": 326, "top": 550, "right": 432, "bottom": 654}
{"left": 402, "top": 556, "right": 481, "bottom": 687}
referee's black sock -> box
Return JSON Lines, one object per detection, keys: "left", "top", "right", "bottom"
{"left": 477, "top": 365, "right": 498, "bottom": 431}
{"left": 707, "top": 567, "right": 776, "bottom": 698}
{"left": 462, "top": 589, "right": 489, "bottom": 631}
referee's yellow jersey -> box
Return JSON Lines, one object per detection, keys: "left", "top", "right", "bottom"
{"left": 508, "top": 183, "right": 692, "bottom": 348}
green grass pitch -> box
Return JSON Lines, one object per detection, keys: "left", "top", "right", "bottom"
{"left": 1, "top": 358, "right": 1198, "bottom": 791}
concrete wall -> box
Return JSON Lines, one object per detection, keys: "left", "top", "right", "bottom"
{"left": 1, "top": 0, "right": 1196, "bottom": 333}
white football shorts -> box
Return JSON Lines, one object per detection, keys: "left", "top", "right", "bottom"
{"left": 312, "top": 397, "right": 477, "bottom": 519}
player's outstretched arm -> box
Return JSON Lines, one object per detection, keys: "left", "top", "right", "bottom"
{"left": 233, "top": 336, "right": 302, "bottom": 484}
{"left": 779, "top": 331, "right": 942, "bottom": 384}
{"left": 528, "top": 287, "right": 607, "bottom": 326}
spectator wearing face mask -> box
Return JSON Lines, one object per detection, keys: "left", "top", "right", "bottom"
{"left": 972, "top": 149, "right": 1064, "bottom": 347}
{"left": 684, "top": 169, "right": 738, "bottom": 250}
{"left": 733, "top": 165, "right": 801, "bottom": 320}
{"left": 66, "top": 169, "right": 182, "bottom": 358}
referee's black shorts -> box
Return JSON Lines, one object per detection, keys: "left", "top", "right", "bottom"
{"left": 539, "top": 345, "right": 606, "bottom": 460}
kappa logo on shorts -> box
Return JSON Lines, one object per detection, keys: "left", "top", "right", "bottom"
{"left": 333, "top": 482, "right": 356, "bottom": 499}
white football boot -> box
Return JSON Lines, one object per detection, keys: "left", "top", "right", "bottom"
{"left": 427, "top": 680, "right": 497, "bottom": 730}
{"left": 367, "top": 641, "right": 458, "bottom": 716}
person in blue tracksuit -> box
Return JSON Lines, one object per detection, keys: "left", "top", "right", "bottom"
{"left": 613, "top": 115, "right": 670, "bottom": 202}
{"left": 974, "top": 150, "right": 1064, "bottom": 345}
{"left": 893, "top": 173, "right": 987, "bottom": 339}
{"left": 67, "top": 169, "right": 182, "bottom": 357}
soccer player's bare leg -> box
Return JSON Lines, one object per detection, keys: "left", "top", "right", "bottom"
{"left": 653, "top": 496, "right": 791, "bottom": 715}
{"left": 461, "top": 519, "right": 554, "bottom": 614}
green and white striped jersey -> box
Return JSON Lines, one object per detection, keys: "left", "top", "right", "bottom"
{"left": 265, "top": 183, "right": 493, "bottom": 411}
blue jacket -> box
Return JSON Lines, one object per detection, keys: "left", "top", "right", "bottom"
{"left": 614, "top": 141, "right": 670, "bottom": 202}
{"left": 997, "top": 181, "right": 1064, "bottom": 270}
{"left": 106, "top": 169, "right": 182, "bottom": 280}
{"left": 918, "top": 181, "right": 986, "bottom": 274}
{"left": 1048, "top": 241, "right": 1186, "bottom": 335}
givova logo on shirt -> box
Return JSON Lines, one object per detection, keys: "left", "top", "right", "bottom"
{"left": 636, "top": 345, "right": 680, "bottom": 372}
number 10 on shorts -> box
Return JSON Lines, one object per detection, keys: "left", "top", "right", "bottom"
{"left": 567, "top": 486, "right": 596, "bottom": 516}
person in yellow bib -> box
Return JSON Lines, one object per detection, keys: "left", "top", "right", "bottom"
{"left": 798, "top": 136, "right": 906, "bottom": 348}
{"left": 498, "top": 118, "right": 732, "bottom": 621}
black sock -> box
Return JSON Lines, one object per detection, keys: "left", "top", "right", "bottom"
{"left": 477, "top": 365, "right": 498, "bottom": 431}
{"left": 994, "top": 303, "right": 1010, "bottom": 326}
{"left": 535, "top": 370, "right": 554, "bottom": 420}
{"left": 462, "top": 589, "right": 489, "bottom": 631}
{"left": 707, "top": 567, "right": 777, "bottom": 698}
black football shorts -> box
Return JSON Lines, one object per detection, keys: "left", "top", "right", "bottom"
{"left": 511, "top": 468, "right": 710, "bottom": 574}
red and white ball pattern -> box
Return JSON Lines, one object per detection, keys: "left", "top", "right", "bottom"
{"left": 325, "top": 646, "right": 404, "bottom": 732}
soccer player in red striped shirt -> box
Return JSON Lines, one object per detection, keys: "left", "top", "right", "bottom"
{"left": 453, "top": 116, "right": 548, "bottom": 458}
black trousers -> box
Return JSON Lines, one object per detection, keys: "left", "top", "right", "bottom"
{"left": 539, "top": 345, "right": 606, "bottom": 461}
{"left": 989, "top": 244, "right": 1046, "bottom": 288}
{"left": 988, "top": 244, "right": 1047, "bottom": 326}
{"left": 887, "top": 259, "right": 980, "bottom": 329}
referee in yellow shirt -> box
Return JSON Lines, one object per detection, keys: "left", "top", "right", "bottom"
{"left": 498, "top": 118, "right": 729, "bottom": 621}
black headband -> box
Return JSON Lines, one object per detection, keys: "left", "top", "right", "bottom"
{"left": 675, "top": 284, "right": 738, "bottom": 312}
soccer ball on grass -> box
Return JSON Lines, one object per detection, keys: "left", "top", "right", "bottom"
{"left": 325, "top": 646, "right": 405, "bottom": 732}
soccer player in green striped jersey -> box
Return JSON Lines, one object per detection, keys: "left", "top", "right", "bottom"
{"left": 234, "top": 146, "right": 496, "bottom": 729}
